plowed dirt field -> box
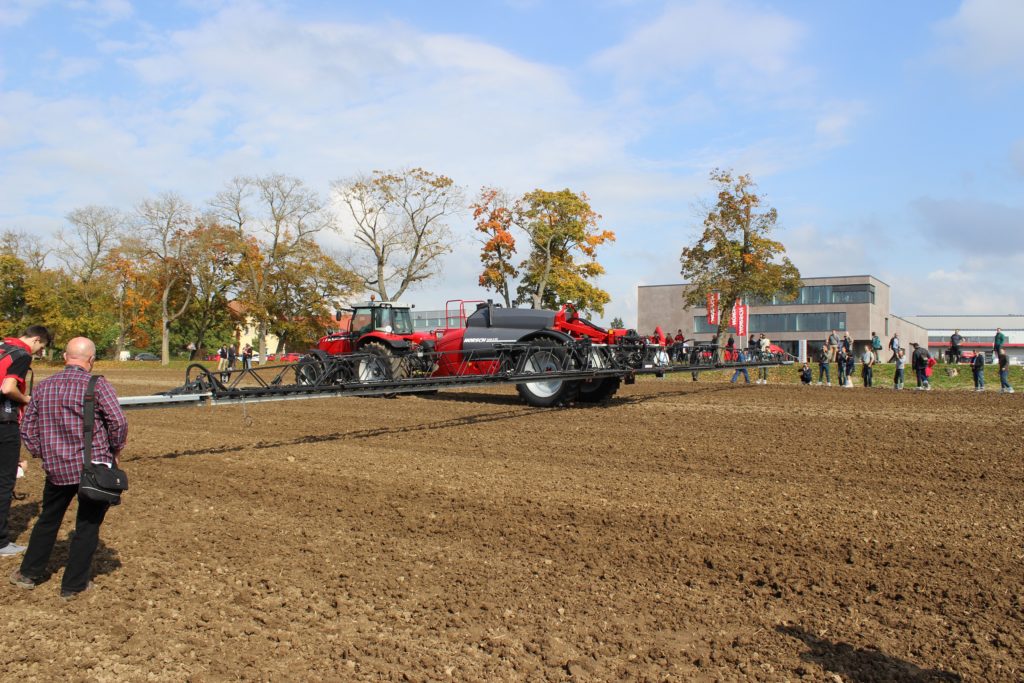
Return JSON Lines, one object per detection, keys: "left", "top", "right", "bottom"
{"left": 3, "top": 365, "right": 1022, "bottom": 682}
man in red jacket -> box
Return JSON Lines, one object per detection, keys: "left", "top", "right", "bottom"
{"left": 0, "top": 325, "right": 51, "bottom": 557}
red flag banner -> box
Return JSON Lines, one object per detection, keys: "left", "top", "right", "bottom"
{"left": 706, "top": 292, "right": 720, "bottom": 325}
{"left": 737, "top": 303, "right": 748, "bottom": 337}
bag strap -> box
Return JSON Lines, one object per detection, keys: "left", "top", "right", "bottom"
{"left": 82, "top": 375, "right": 102, "bottom": 470}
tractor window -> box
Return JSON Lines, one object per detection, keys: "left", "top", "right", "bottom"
{"left": 390, "top": 308, "right": 414, "bottom": 335}
{"left": 351, "top": 309, "right": 374, "bottom": 335}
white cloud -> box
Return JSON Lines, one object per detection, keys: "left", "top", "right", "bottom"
{"left": 814, "top": 100, "right": 867, "bottom": 149}
{"left": 933, "top": 0, "right": 1024, "bottom": 78}
{"left": 592, "top": 0, "right": 810, "bottom": 95}
{"left": 67, "top": 0, "right": 134, "bottom": 24}
{"left": 912, "top": 196, "right": 1024, "bottom": 255}
{"left": 56, "top": 56, "right": 101, "bottom": 80}
{"left": 0, "top": 0, "right": 49, "bottom": 28}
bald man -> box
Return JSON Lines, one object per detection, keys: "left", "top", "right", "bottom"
{"left": 11, "top": 337, "right": 128, "bottom": 599}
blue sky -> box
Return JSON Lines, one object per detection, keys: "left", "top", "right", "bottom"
{"left": 2, "top": 0, "right": 1022, "bottom": 326}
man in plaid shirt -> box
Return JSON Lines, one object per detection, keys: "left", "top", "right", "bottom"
{"left": 10, "top": 337, "right": 127, "bottom": 599}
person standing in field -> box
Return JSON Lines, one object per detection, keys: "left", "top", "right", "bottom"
{"left": 844, "top": 348, "right": 856, "bottom": 387}
{"left": 972, "top": 350, "right": 985, "bottom": 392}
{"left": 10, "top": 337, "right": 127, "bottom": 599}
{"left": 911, "top": 342, "right": 931, "bottom": 390}
{"left": 998, "top": 350, "right": 1013, "bottom": 393}
{"left": 756, "top": 334, "right": 771, "bottom": 384}
{"left": 888, "top": 333, "right": 901, "bottom": 363}
{"left": 836, "top": 346, "right": 848, "bottom": 387}
{"left": 871, "top": 332, "right": 882, "bottom": 364}
{"left": 860, "top": 344, "right": 875, "bottom": 388}
{"left": 949, "top": 329, "right": 964, "bottom": 364}
{"left": 893, "top": 348, "right": 906, "bottom": 390}
{"left": 993, "top": 328, "right": 1006, "bottom": 357}
{"left": 730, "top": 348, "right": 750, "bottom": 384}
{"left": 817, "top": 343, "right": 831, "bottom": 385}
{"left": 0, "top": 325, "right": 52, "bottom": 558}
{"left": 827, "top": 330, "right": 839, "bottom": 362}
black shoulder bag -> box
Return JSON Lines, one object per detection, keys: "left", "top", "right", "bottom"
{"left": 78, "top": 375, "right": 128, "bottom": 505}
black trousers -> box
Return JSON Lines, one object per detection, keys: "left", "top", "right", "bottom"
{"left": 20, "top": 479, "right": 109, "bottom": 593}
{"left": 0, "top": 423, "right": 20, "bottom": 548}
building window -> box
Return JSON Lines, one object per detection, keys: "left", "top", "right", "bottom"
{"left": 747, "top": 284, "right": 875, "bottom": 306}
{"left": 694, "top": 312, "right": 847, "bottom": 334}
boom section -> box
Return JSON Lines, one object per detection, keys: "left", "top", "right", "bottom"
{"left": 118, "top": 341, "right": 792, "bottom": 410}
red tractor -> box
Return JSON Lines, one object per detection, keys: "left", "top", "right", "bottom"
{"left": 311, "top": 300, "right": 436, "bottom": 381}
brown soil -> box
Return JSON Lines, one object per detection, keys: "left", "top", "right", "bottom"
{"left": 3, "top": 366, "right": 1022, "bottom": 681}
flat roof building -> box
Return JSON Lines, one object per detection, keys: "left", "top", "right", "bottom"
{"left": 901, "top": 315, "right": 1024, "bottom": 365}
{"left": 638, "top": 275, "right": 929, "bottom": 360}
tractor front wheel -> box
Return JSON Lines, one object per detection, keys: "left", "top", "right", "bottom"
{"left": 357, "top": 341, "right": 409, "bottom": 383}
{"left": 516, "top": 340, "right": 580, "bottom": 407}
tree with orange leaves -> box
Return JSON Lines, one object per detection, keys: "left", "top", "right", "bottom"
{"left": 514, "top": 189, "right": 615, "bottom": 317}
{"left": 680, "top": 169, "right": 800, "bottom": 358}
{"left": 471, "top": 187, "right": 519, "bottom": 308}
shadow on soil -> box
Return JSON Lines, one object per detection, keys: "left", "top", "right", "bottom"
{"left": 8, "top": 500, "right": 41, "bottom": 540}
{"left": 777, "top": 625, "right": 962, "bottom": 682}
{"left": 140, "top": 406, "right": 549, "bottom": 460}
{"left": 15, "top": 536, "right": 121, "bottom": 587}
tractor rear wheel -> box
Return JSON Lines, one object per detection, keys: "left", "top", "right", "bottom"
{"left": 357, "top": 341, "right": 409, "bottom": 383}
{"left": 516, "top": 339, "right": 580, "bottom": 407}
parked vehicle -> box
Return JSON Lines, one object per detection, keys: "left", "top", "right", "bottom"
{"left": 134, "top": 352, "right": 160, "bottom": 361}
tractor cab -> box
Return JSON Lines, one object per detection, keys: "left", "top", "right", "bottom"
{"left": 316, "top": 301, "right": 425, "bottom": 356}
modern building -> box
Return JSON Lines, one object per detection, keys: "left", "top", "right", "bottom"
{"left": 900, "top": 315, "right": 1024, "bottom": 365}
{"left": 638, "top": 275, "right": 929, "bottom": 360}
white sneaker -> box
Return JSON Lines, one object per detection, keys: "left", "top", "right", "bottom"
{"left": 0, "top": 543, "right": 26, "bottom": 557}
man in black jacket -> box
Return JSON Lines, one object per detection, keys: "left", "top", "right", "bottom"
{"left": 971, "top": 351, "right": 985, "bottom": 392}
{"left": 949, "top": 330, "right": 964, "bottom": 364}
{"left": 911, "top": 342, "right": 931, "bottom": 390}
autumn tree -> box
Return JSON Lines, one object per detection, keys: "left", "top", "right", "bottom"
{"left": 471, "top": 187, "right": 519, "bottom": 307}
{"left": 264, "top": 240, "right": 361, "bottom": 352}
{"left": 210, "top": 173, "right": 344, "bottom": 359}
{"left": 333, "top": 168, "right": 462, "bottom": 301}
{"left": 183, "top": 218, "right": 243, "bottom": 357}
{"left": 136, "top": 192, "right": 195, "bottom": 365}
{"left": 515, "top": 189, "right": 615, "bottom": 316}
{"left": 679, "top": 169, "right": 801, "bottom": 359}
{"left": 0, "top": 254, "right": 28, "bottom": 332}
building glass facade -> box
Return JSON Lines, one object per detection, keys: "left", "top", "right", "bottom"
{"left": 694, "top": 312, "right": 847, "bottom": 335}
{"left": 747, "top": 283, "right": 875, "bottom": 306}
